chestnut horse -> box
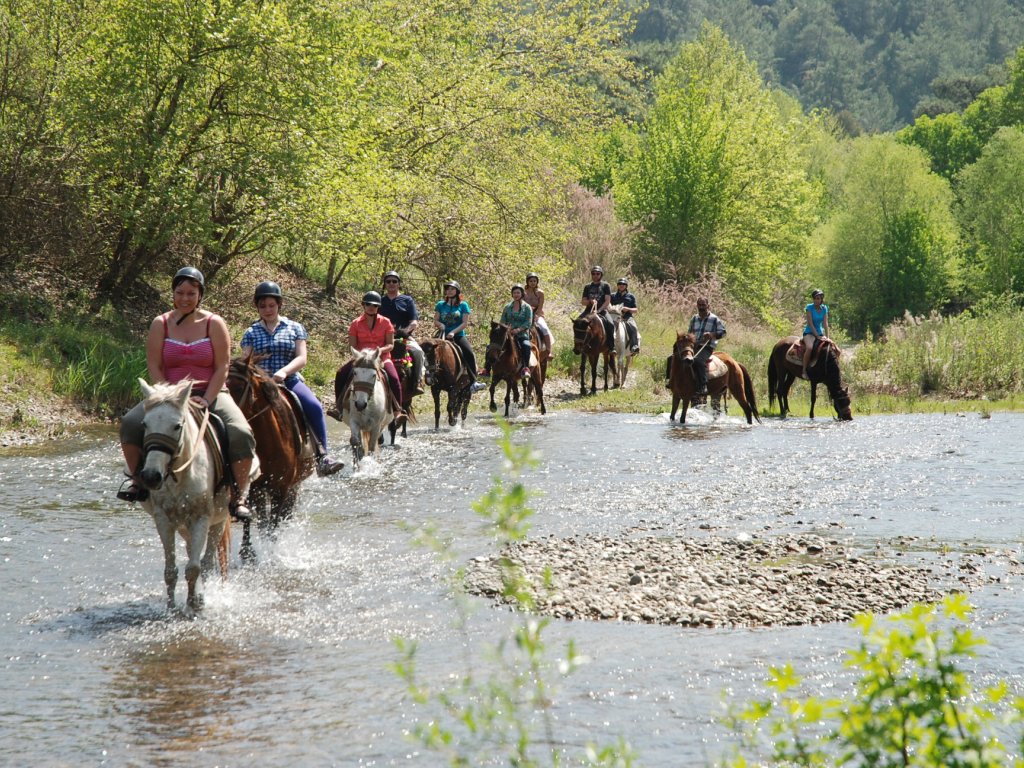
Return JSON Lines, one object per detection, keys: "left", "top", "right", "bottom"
{"left": 668, "top": 332, "right": 760, "bottom": 425}
{"left": 486, "top": 322, "right": 546, "bottom": 417}
{"left": 572, "top": 303, "right": 616, "bottom": 395}
{"left": 421, "top": 337, "right": 472, "bottom": 428}
{"left": 387, "top": 333, "right": 419, "bottom": 444}
{"left": 228, "top": 351, "right": 316, "bottom": 554}
{"left": 768, "top": 336, "right": 852, "bottom": 420}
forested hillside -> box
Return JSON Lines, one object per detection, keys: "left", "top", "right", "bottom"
{"left": 630, "top": 0, "right": 1024, "bottom": 131}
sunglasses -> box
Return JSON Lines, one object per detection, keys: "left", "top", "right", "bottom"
{"left": 384, "top": 279, "right": 399, "bottom": 284}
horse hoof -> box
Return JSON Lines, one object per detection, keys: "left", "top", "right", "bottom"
{"left": 489, "top": 402, "right": 497, "bottom": 412}
{"left": 240, "top": 543, "right": 258, "bottom": 565}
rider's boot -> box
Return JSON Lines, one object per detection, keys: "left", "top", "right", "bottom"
{"left": 410, "top": 352, "right": 425, "bottom": 396}
{"left": 116, "top": 446, "right": 149, "bottom": 502}
{"left": 229, "top": 458, "right": 253, "bottom": 522}
{"left": 316, "top": 454, "right": 345, "bottom": 476}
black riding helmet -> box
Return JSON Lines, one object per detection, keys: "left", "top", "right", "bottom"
{"left": 254, "top": 280, "right": 283, "bottom": 303}
{"left": 362, "top": 290, "right": 382, "bottom": 306}
{"left": 443, "top": 280, "right": 461, "bottom": 294}
{"left": 811, "top": 288, "right": 824, "bottom": 298}
{"left": 383, "top": 270, "right": 401, "bottom": 285}
{"left": 590, "top": 265, "right": 604, "bottom": 275}
{"left": 172, "top": 266, "right": 205, "bottom": 295}
{"left": 617, "top": 278, "right": 628, "bottom": 286}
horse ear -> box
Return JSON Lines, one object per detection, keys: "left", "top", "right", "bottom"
{"left": 139, "top": 378, "right": 154, "bottom": 398}
{"left": 177, "top": 380, "right": 193, "bottom": 405}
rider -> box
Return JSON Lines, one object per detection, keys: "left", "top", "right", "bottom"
{"left": 240, "top": 281, "right": 344, "bottom": 477}
{"left": 802, "top": 289, "right": 830, "bottom": 379}
{"left": 685, "top": 296, "right": 726, "bottom": 397}
{"left": 379, "top": 270, "right": 425, "bottom": 396}
{"left": 434, "top": 280, "right": 486, "bottom": 392}
{"left": 580, "top": 265, "right": 614, "bottom": 348}
{"left": 336, "top": 291, "right": 406, "bottom": 423}
{"left": 500, "top": 284, "right": 534, "bottom": 379}
{"left": 118, "top": 267, "right": 257, "bottom": 521}
{"left": 610, "top": 277, "right": 640, "bottom": 355}
{"left": 523, "top": 272, "right": 553, "bottom": 353}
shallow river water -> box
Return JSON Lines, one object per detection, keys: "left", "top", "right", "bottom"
{"left": 3, "top": 406, "right": 1024, "bottom": 766}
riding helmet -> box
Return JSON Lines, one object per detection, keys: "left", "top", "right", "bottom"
{"left": 383, "top": 270, "right": 401, "bottom": 284}
{"left": 617, "top": 278, "right": 628, "bottom": 286}
{"left": 811, "top": 288, "right": 824, "bottom": 298}
{"left": 362, "top": 290, "right": 382, "bottom": 306}
{"left": 254, "top": 280, "right": 283, "bottom": 303}
{"left": 172, "top": 266, "right": 205, "bottom": 294}
{"left": 511, "top": 283, "right": 525, "bottom": 296}
{"left": 590, "top": 265, "right": 604, "bottom": 274}
{"left": 525, "top": 272, "right": 539, "bottom": 282}
{"left": 443, "top": 280, "right": 461, "bottom": 293}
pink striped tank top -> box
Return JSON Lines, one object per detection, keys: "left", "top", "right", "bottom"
{"left": 162, "top": 315, "right": 215, "bottom": 393}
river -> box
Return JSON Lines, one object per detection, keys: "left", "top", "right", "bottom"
{"left": 2, "top": 407, "right": 1023, "bottom": 766}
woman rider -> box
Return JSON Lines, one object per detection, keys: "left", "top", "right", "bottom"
{"left": 523, "top": 272, "right": 553, "bottom": 352}
{"left": 118, "top": 267, "right": 257, "bottom": 521}
{"left": 240, "top": 281, "right": 344, "bottom": 476}
{"left": 434, "top": 281, "right": 486, "bottom": 392}
{"left": 336, "top": 291, "right": 406, "bottom": 421}
{"left": 802, "top": 289, "right": 830, "bottom": 378}
{"left": 500, "top": 284, "right": 534, "bottom": 379}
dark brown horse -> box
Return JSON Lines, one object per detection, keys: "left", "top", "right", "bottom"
{"left": 387, "top": 334, "right": 419, "bottom": 444}
{"left": 485, "top": 322, "right": 546, "bottom": 417}
{"left": 572, "top": 303, "right": 616, "bottom": 395}
{"left": 227, "top": 351, "right": 316, "bottom": 556}
{"left": 421, "top": 337, "right": 472, "bottom": 428}
{"left": 768, "top": 336, "right": 852, "bottom": 420}
{"left": 668, "top": 332, "right": 761, "bottom": 424}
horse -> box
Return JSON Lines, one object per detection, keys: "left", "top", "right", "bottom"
{"left": 486, "top": 322, "right": 546, "bottom": 417}
{"left": 387, "top": 333, "right": 419, "bottom": 444}
{"left": 572, "top": 302, "right": 616, "bottom": 395}
{"left": 668, "top": 332, "right": 761, "bottom": 425}
{"left": 227, "top": 351, "right": 316, "bottom": 553}
{"left": 421, "top": 337, "right": 472, "bottom": 428}
{"left": 605, "top": 304, "right": 636, "bottom": 388}
{"left": 529, "top": 323, "right": 553, "bottom": 383}
{"left": 136, "top": 378, "right": 231, "bottom": 612}
{"left": 336, "top": 348, "right": 394, "bottom": 466}
{"left": 768, "top": 336, "right": 853, "bottom": 420}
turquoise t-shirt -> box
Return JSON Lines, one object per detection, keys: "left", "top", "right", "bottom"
{"left": 435, "top": 300, "right": 471, "bottom": 337}
{"left": 804, "top": 303, "right": 828, "bottom": 336}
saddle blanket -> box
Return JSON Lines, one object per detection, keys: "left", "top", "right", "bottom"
{"left": 784, "top": 342, "right": 806, "bottom": 367}
{"left": 707, "top": 355, "right": 727, "bottom": 380}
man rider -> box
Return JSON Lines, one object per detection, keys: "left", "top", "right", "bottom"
{"left": 379, "top": 270, "right": 425, "bottom": 395}
{"left": 580, "top": 265, "right": 614, "bottom": 348}
{"left": 683, "top": 297, "right": 726, "bottom": 398}
{"left": 610, "top": 278, "right": 640, "bottom": 355}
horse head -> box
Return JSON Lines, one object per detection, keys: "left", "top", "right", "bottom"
{"left": 821, "top": 343, "right": 853, "bottom": 420}
{"left": 350, "top": 348, "right": 383, "bottom": 412}
{"left": 573, "top": 313, "right": 603, "bottom": 355}
{"left": 138, "top": 378, "right": 194, "bottom": 492}
{"left": 228, "top": 350, "right": 281, "bottom": 411}
{"left": 673, "top": 331, "right": 697, "bottom": 365}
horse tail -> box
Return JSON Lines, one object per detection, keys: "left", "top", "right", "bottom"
{"left": 217, "top": 523, "right": 230, "bottom": 577}
{"left": 767, "top": 355, "right": 777, "bottom": 410}
{"left": 742, "top": 364, "right": 761, "bottom": 424}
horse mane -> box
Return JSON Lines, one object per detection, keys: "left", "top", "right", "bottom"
{"left": 353, "top": 348, "right": 380, "bottom": 367}
{"left": 230, "top": 354, "right": 284, "bottom": 406}
{"left": 142, "top": 380, "right": 192, "bottom": 410}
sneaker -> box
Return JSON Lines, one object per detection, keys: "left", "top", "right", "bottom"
{"left": 520, "top": 367, "right": 530, "bottom": 379}
{"left": 316, "top": 455, "right": 345, "bottom": 477}
{"left": 413, "top": 384, "right": 425, "bottom": 396}
{"left": 630, "top": 345, "right": 640, "bottom": 355}
{"left": 470, "top": 381, "right": 488, "bottom": 393}
{"left": 394, "top": 411, "right": 408, "bottom": 427}
{"left": 229, "top": 501, "right": 252, "bottom": 523}
{"left": 116, "top": 477, "right": 149, "bottom": 503}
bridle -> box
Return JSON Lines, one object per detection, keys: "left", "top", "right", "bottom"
{"left": 227, "top": 363, "right": 274, "bottom": 423}
{"left": 142, "top": 401, "right": 210, "bottom": 480}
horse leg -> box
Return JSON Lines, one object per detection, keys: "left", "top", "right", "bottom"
{"left": 489, "top": 380, "right": 498, "bottom": 413}
{"left": 200, "top": 519, "right": 225, "bottom": 580}
{"left": 184, "top": 516, "right": 212, "bottom": 612}
{"left": 155, "top": 514, "right": 178, "bottom": 609}
{"left": 602, "top": 353, "right": 612, "bottom": 392}
{"left": 432, "top": 389, "right": 441, "bottom": 429}
{"left": 579, "top": 358, "right": 587, "bottom": 395}
{"left": 809, "top": 382, "right": 817, "bottom": 419}
{"left": 533, "top": 372, "right": 546, "bottom": 415}
{"left": 670, "top": 391, "right": 680, "bottom": 422}
{"left": 590, "top": 355, "right": 598, "bottom": 395}
{"left": 504, "top": 380, "right": 512, "bottom": 417}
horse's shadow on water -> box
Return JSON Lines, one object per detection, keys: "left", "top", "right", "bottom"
{"left": 35, "top": 599, "right": 184, "bottom": 638}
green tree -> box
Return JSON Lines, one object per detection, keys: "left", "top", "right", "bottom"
{"left": 823, "top": 136, "right": 959, "bottom": 336}
{"left": 614, "top": 24, "right": 817, "bottom": 317}
{"left": 958, "top": 126, "right": 1024, "bottom": 295}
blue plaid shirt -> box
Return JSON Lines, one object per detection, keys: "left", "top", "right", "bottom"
{"left": 240, "top": 317, "right": 309, "bottom": 383}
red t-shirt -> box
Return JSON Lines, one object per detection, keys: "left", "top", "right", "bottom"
{"left": 348, "top": 314, "right": 394, "bottom": 361}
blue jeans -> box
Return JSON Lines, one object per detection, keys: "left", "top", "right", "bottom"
{"left": 287, "top": 378, "right": 330, "bottom": 453}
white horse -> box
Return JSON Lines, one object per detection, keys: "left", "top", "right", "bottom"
{"left": 606, "top": 305, "right": 637, "bottom": 388}
{"left": 137, "top": 378, "right": 231, "bottom": 612}
{"left": 342, "top": 348, "right": 394, "bottom": 467}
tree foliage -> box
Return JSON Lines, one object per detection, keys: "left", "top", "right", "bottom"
{"left": 822, "top": 136, "right": 959, "bottom": 336}
{"left": 614, "top": 24, "right": 817, "bottom": 318}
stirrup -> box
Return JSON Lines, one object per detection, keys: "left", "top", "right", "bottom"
{"left": 229, "top": 494, "right": 252, "bottom": 522}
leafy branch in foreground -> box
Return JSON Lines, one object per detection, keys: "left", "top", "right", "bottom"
{"left": 722, "top": 594, "right": 1024, "bottom": 767}
{"left": 392, "top": 419, "right": 636, "bottom": 767}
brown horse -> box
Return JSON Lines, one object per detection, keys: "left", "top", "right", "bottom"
{"left": 387, "top": 334, "right": 419, "bottom": 444}
{"left": 668, "top": 332, "right": 761, "bottom": 424}
{"left": 227, "top": 351, "right": 316, "bottom": 554}
{"left": 421, "top": 337, "right": 473, "bottom": 428}
{"left": 572, "top": 303, "right": 616, "bottom": 395}
{"left": 486, "top": 322, "right": 546, "bottom": 417}
{"left": 530, "top": 323, "right": 552, "bottom": 383}
{"left": 768, "top": 336, "right": 852, "bottom": 420}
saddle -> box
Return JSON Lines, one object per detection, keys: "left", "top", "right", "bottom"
{"left": 706, "top": 355, "right": 727, "bottom": 381}
{"left": 786, "top": 339, "right": 835, "bottom": 369}
{"left": 187, "top": 400, "right": 230, "bottom": 491}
